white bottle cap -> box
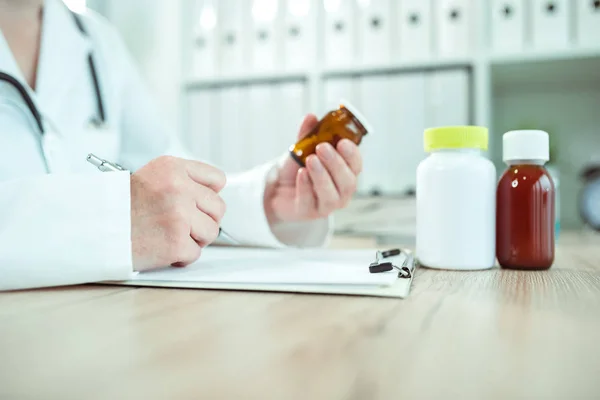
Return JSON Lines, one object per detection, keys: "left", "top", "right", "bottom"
{"left": 339, "top": 98, "right": 374, "bottom": 136}
{"left": 503, "top": 130, "right": 550, "bottom": 163}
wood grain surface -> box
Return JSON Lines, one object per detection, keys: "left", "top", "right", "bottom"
{"left": 1, "top": 231, "right": 600, "bottom": 399}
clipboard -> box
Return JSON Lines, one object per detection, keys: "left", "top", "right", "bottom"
{"left": 103, "top": 248, "right": 418, "bottom": 299}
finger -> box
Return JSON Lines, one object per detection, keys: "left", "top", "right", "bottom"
{"left": 193, "top": 185, "right": 226, "bottom": 224}
{"left": 316, "top": 143, "right": 357, "bottom": 202}
{"left": 171, "top": 237, "right": 202, "bottom": 267}
{"left": 336, "top": 139, "right": 363, "bottom": 175}
{"left": 306, "top": 155, "right": 340, "bottom": 216}
{"left": 297, "top": 114, "right": 319, "bottom": 140}
{"left": 190, "top": 210, "right": 220, "bottom": 248}
{"left": 296, "top": 168, "right": 317, "bottom": 216}
{"left": 278, "top": 114, "right": 321, "bottom": 183}
{"left": 184, "top": 160, "right": 227, "bottom": 192}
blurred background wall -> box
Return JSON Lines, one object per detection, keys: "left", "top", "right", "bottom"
{"left": 70, "top": 0, "right": 600, "bottom": 231}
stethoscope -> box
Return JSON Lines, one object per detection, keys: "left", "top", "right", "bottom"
{"left": 0, "top": 11, "right": 105, "bottom": 134}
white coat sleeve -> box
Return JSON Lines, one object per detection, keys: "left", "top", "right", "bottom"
{"left": 0, "top": 172, "right": 132, "bottom": 291}
{"left": 102, "top": 22, "right": 333, "bottom": 248}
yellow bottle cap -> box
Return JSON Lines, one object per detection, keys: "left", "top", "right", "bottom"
{"left": 424, "top": 126, "right": 489, "bottom": 152}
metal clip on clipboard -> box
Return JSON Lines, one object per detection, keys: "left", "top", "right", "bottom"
{"left": 369, "top": 248, "right": 416, "bottom": 279}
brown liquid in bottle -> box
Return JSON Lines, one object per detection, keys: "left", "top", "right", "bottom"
{"left": 496, "top": 164, "right": 556, "bottom": 270}
{"left": 289, "top": 105, "right": 369, "bottom": 167}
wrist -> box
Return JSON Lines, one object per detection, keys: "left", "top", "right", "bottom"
{"left": 263, "top": 180, "right": 280, "bottom": 226}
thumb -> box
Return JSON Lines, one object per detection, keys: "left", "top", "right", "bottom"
{"left": 297, "top": 113, "right": 319, "bottom": 140}
{"left": 278, "top": 114, "right": 319, "bottom": 183}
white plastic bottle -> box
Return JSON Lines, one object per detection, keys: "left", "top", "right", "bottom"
{"left": 416, "top": 126, "right": 496, "bottom": 270}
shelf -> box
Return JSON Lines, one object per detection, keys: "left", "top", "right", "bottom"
{"left": 183, "top": 59, "right": 477, "bottom": 89}
{"left": 184, "top": 49, "right": 600, "bottom": 89}
{"left": 490, "top": 47, "right": 600, "bottom": 66}
{"left": 184, "top": 71, "right": 309, "bottom": 89}
{"left": 322, "top": 58, "right": 475, "bottom": 78}
{"left": 491, "top": 48, "right": 600, "bottom": 90}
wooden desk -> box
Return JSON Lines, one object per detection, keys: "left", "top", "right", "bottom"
{"left": 1, "top": 232, "right": 600, "bottom": 399}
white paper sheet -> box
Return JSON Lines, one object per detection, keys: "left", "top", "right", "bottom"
{"left": 131, "top": 248, "right": 400, "bottom": 287}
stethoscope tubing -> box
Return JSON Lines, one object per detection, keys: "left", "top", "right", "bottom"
{"left": 0, "top": 10, "right": 104, "bottom": 135}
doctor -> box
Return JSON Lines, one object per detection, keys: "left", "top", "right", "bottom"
{"left": 0, "top": 0, "right": 363, "bottom": 290}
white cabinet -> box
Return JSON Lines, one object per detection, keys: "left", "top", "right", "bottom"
{"left": 398, "top": 0, "right": 433, "bottom": 61}
{"left": 435, "top": 0, "right": 473, "bottom": 58}
{"left": 186, "top": 90, "right": 219, "bottom": 164}
{"left": 189, "top": 0, "right": 218, "bottom": 78}
{"left": 531, "top": 0, "right": 571, "bottom": 50}
{"left": 426, "top": 69, "right": 470, "bottom": 128}
{"left": 575, "top": 0, "right": 600, "bottom": 48}
{"left": 250, "top": 0, "right": 281, "bottom": 72}
{"left": 490, "top": 0, "right": 526, "bottom": 53}
{"left": 275, "top": 82, "right": 308, "bottom": 159}
{"left": 391, "top": 73, "right": 427, "bottom": 194}
{"left": 357, "top": 75, "right": 393, "bottom": 195}
{"left": 247, "top": 84, "right": 277, "bottom": 169}
{"left": 218, "top": 86, "right": 247, "bottom": 173}
{"left": 323, "top": 0, "right": 356, "bottom": 68}
{"left": 354, "top": 73, "right": 428, "bottom": 195}
{"left": 282, "top": 0, "right": 316, "bottom": 70}
{"left": 357, "top": 0, "right": 393, "bottom": 66}
{"left": 323, "top": 70, "right": 469, "bottom": 196}
{"left": 189, "top": 83, "right": 301, "bottom": 174}
{"left": 218, "top": 0, "right": 249, "bottom": 75}
{"left": 324, "top": 78, "right": 358, "bottom": 115}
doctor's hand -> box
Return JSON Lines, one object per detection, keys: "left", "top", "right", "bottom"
{"left": 129, "top": 156, "right": 226, "bottom": 271}
{"left": 264, "top": 114, "right": 362, "bottom": 225}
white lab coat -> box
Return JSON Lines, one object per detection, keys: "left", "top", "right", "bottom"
{"left": 0, "top": 0, "right": 331, "bottom": 291}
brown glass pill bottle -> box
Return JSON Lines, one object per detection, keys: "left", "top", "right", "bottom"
{"left": 496, "top": 130, "right": 556, "bottom": 270}
{"left": 289, "top": 100, "right": 373, "bottom": 167}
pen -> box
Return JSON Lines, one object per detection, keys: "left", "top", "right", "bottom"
{"left": 86, "top": 153, "right": 238, "bottom": 244}
{"left": 86, "top": 153, "right": 126, "bottom": 172}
